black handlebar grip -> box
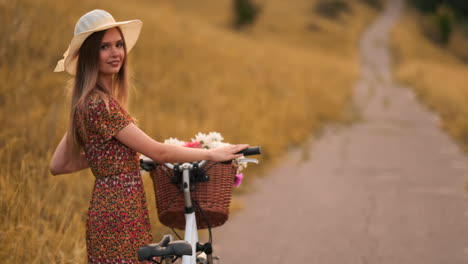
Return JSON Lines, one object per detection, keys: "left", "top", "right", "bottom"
{"left": 237, "top": 146, "right": 262, "bottom": 156}
{"left": 137, "top": 246, "right": 152, "bottom": 261}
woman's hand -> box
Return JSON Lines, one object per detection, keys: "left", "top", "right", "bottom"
{"left": 208, "top": 144, "right": 249, "bottom": 162}
{"left": 50, "top": 133, "right": 89, "bottom": 175}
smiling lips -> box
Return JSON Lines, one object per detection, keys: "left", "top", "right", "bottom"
{"left": 108, "top": 60, "right": 120, "bottom": 67}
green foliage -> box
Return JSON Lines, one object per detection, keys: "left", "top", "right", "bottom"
{"left": 435, "top": 5, "right": 455, "bottom": 45}
{"left": 409, "top": 0, "right": 460, "bottom": 46}
{"left": 408, "top": 0, "right": 440, "bottom": 13}
{"left": 314, "top": 0, "right": 350, "bottom": 19}
{"left": 232, "top": 0, "right": 260, "bottom": 29}
{"left": 448, "top": 0, "right": 468, "bottom": 21}
{"left": 409, "top": 0, "right": 468, "bottom": 18}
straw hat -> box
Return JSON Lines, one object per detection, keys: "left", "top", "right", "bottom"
{"left": 54, "top": 9, "right": 142, "bottom": 75}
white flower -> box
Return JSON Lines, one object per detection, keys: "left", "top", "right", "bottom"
{"left": 206, "top": 132, "right": 224, "bottom": 143}
{"left": 193, "top": 132, "right": 208, "bottom": 146}
{"left": 164, "top": 137, "right": 185, "bottom": 146}
{"left": 194, "top": 131, "right": 225, "bottom": 148}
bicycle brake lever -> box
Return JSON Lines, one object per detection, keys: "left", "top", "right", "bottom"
{"left": 237, "top": 158, "right": 259, "bottom": 164}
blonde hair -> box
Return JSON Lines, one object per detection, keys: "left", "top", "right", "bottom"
{"left": 66, "top": 27, "right": 130, "bottom": 159}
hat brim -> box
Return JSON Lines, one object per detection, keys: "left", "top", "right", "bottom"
{"left": 54, "top": 19, "right": 142, "bottom": 75}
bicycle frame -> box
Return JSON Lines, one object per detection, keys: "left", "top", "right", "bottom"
{"left": 179, "top": 162, "right": 202, "bottom": 264}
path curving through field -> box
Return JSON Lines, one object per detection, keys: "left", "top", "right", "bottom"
{"left": 214, "top": 0, "right": 468, "bottom": 263}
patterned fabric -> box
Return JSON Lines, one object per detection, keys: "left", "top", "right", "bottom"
{"left": 79, "top": 92, "right": 140, "bottom": 179}
{"left": 76, "top": 91, "right": 152, "bottom": 263}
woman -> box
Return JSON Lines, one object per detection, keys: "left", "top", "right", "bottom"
{"left": 49, "top": 9, "right": 247, "bottom": 263}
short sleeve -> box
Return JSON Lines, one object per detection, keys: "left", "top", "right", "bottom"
{"left": 86, "top": 95, "right": 132, "bottom": 140}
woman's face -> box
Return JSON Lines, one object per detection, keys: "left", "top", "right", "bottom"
{"left": 98, "top": 27, "right": 125, "bottom": 76}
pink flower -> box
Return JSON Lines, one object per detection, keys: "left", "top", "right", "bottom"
{"left": 234, "top": 173, "right": 243, "bottom": 187}
{"left": 184, "top": 141, "right": 201, "bottom": 148}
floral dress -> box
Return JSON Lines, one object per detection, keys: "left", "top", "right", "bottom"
{"left": 76, "top": 91, "right": 152, "bottom": 263}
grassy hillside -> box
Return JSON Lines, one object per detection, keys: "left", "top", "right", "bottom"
{"left": 0, "top": 0, "right": 377, "bottom": 262}
{"left": 391, "top": 9, "right": 468, "bottom": 152}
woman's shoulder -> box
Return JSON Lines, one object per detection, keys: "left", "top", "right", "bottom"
{"left": 86, "top": 90, "right": 106, "bottom": 105}
{"left": 84, "top": 90, "right": 130, "bottom": 118}
{"left": 85, "top": 90, "right": 115, "bottom": 112}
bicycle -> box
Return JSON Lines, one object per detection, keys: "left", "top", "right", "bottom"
{"left": 138, "top": 146, "right": 262, "bottom": 264}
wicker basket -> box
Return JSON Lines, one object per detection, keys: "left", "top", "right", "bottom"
{"left": 150, "top": 162, "right": 237, "bottom": 229}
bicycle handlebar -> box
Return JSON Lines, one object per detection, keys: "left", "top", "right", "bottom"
{"left": 237, "top": 146, "right": 262, "bottom": 156}
{"left": 138, "top": 235, "right": 192, "bottom": 261}
{"left": 140, "top": 146, "right": 262, "bottom": 172}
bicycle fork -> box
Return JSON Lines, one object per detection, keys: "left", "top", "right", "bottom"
{"left": 180, "top": 164, "right": 218, "bottom": 264}
{"left": 181, "top": 164, "right": 198, "bottom": 264}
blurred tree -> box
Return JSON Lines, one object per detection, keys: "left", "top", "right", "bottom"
{"left": 409, "top": 0, "right": 468, "bottom": 18}
{"left": 435, "top": 4, "right": 454, "bottom": 45}
{"left": 233, "top": 0, "right": 261, "bottom": 29}
{"left": 408, "top": 0, "right": 440, "bottom": 13}
{"left": 408, "top": 0, "right": 468, "bottom": 45}
{"left": 435, "top": 5, "right": 454, "bottom": 45}
{"left": 446, "top": 0, "right": 468, "bottom": 19}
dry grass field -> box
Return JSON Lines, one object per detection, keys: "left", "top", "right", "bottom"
{"left": 391, "top": 9, "right": 468, "bottom": 152}
{"left": 1, "top": 0, "right": 377, "bottom": 262}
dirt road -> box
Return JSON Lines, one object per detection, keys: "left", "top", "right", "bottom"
{"left": 214, "top": 0, "right": 468, "bottom": 263}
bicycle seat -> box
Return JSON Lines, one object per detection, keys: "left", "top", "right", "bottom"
{"left": 137, "top": 234, "right": 192, "bottom": 261}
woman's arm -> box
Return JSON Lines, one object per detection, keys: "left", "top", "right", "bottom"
{"left": 49, "top": 133, "right": 89, "bottom": 176}
{"left": 115, "top": 123, "right": 248, "bottom": 163}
